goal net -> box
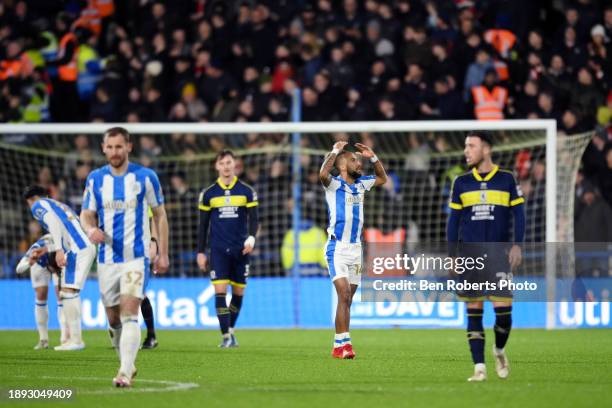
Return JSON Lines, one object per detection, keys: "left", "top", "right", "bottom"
{"left": 0, "top": 121, "right": 595, "bottom": 328}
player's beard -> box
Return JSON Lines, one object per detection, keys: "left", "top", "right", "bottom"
{"left": 467, "top": 156, "right": 483, "bottom": 169}
{"left": 349, "top": 169, "right": 361, "bottom": 179}
{"left": 109, "top": 156, "right": 126, "bottom": 169}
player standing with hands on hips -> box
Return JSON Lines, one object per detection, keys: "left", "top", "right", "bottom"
{"left": 319, "top": 141, "right": 387, "bottom": 359}
{"left": 197, "top": 150, "right": 259, "bottom": 348}
{"left": 81, "top": 127, "right": 169, "bottom": 387}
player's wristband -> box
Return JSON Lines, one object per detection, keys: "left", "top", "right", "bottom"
{"left": 370, "top": 155, "right": 379, "bottom": 163}
{"left": 331, "top": 148, "right": 340, "bottom": 155}
{"left": 244, "top": 235, "right": 256, "bottom": 248}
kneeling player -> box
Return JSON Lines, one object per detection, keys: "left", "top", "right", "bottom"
{"left": 197, "top": 150, "right": 259, "bottom": 348}
{"left": 447, "top": 132, "right": 525, "bottom": 381}
{"left": 16, "top": 234, "right": 69, "bottom": 349}
{"left": 319, "top": 141, "right": 387, "bottom": 359}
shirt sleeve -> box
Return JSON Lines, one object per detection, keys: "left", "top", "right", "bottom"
{"left": 324, "top": 177, "right": 342, "bottom": 191}
{"left": 447, "top": 210, "right": 461, "bottom": 256}
{"left": 198, "top": 189, "right": 211, "bottom": 212}
{"left": 16, "top": 255, "right": 31, "bottom": 274}
{"left": 197, "top": 209, "right": 211, "bottom": 253}
{"left": 145, "top": 170, "right": 164, "bottom": 208}
{"left": 359, "top": 175, "right": 377, "bottom": 191}
{"left": 509, "top": 175, "right": 525, "bottom": 207}
{"left": 246, "top": 185, "right": 258, "bottom": 208}
{"left": 448, "top": 177, "right": 463, "bottom": 210}
{"left": 82, "top": 174, "right": 97, "bottom": 211}
{"left": 509, "top": 174, "right": 526, "bottom": 242}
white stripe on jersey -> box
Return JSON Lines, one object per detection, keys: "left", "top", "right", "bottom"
{"left": 101, "top": 172, "right": 115, "bottom": 263}
{"left": 122, "top": 172, "right": 136, "bottom": 261}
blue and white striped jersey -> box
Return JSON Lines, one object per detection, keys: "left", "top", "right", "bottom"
{"left": 31, "top": 198, "right": 90, "bottom": 252}
{"left": 324, "top": 175, "right": 376, "bottom": 244}
{"left": 82, "top": 162, "right": 164, "bottom": 264}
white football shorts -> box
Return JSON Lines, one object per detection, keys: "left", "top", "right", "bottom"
{"left": 97, "top": 257, "right": 150, "bottom": 307}
{"left": 325, "top": 239, "right": 363, "bottom": 286}
{"left": 61, "top": 246, "right": 95, "bottom": 290}
{"left": 30, "top": 263, "right": 59, "bottom": 289}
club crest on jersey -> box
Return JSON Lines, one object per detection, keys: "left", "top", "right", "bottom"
{"left": 480, "top": 182, "right": 487, "bottom": 190}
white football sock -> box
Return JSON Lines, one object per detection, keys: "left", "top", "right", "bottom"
{"left": 109, "top": 323, "right": 122, "bottom": 360}
{"left": 35, "top": 301, "right": 48, "bottom": 341}
{"left": 343, "top": 332, "right": 351, "bottom": 346}
{"left": 119, "top": 315, "right": 140, "bottom": 376}
{"left": 61, "top": 292, "right": 82, "bottom": 344}
{"left": 334, "top": 333, "right": 345, "bottom": 348}
{"left": 57, "top": 303, "right": 69, "bottom": 343}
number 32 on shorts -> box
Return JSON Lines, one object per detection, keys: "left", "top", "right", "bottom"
{"left": 125, "top": 271, "right": 143, "bottom": 285}
{"left": 122, "top": 270, "right": 144, "bottom": 297}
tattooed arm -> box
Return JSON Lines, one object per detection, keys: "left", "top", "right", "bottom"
{"left": 319, "top": 141, "right": 347, "bottom": 187}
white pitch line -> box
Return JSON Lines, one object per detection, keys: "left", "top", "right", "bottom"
{"left": 29, "top": 376, "right": 199, "bottom": 394}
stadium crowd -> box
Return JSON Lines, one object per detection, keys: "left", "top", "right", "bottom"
{"left": 1, "top": 1, "right": 611, "bottom": 126}
{"left": 1, "top": 0, "right": 612, "bottom": 277}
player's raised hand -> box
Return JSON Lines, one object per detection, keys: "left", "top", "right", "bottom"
{"left": 55, "top": 249, "right": 67, "bottom": 268}
{"left": 154, "top": 253, "right": 170, "bottom": 274}
{"left": 508, "top": 244, "right": 522, "bottom": 269}
{"left": 333, "top": 141, "right": 348, "bottom": 152}
{"left": 355, "top": 143, "right": 375, "bottom": 158}
{"left": 197, "top": 252, "right": 208, "bottom": 271}
{"left": 87, "top": 227, "right": 105, "bottom": 244}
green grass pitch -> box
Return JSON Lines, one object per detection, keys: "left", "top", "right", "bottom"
{"left": 1, "top": 329, "right": 611, "bottom": 408}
